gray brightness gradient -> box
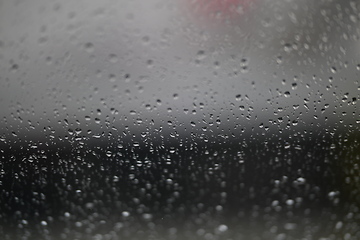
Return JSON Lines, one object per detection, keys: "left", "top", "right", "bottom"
{"left": 0, "top": 0, "right": 359, "bottom": 239}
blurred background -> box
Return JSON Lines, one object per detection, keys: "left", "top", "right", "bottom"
{"left": 0, "top": 0, "right": 359, "bottom": 239}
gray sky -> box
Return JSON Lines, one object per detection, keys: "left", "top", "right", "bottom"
{"left": 0, "top": 0, "right": 359, "bottom": 142}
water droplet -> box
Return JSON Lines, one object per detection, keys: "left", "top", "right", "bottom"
{"left": 84, "top": 42, "right": 94, "bottom": 53}
{"left": 284, "top": 223, "right": 297, "bottom": 230}
{"left": 142, "top": 36, "right": 150, "bottom": 45}
{"left": 335, "top": 221, "right": 343, "bottom": 230}
{"left": 108, "top": 54, "right": 118, "bottom": 63}
{"left": 122, "top": 211, "right": 130, "bottom": 217}
{"left": 217, "top": 224, "right": 228, "bottom": 232}
{"left": 196, "top": 50, "right": 206, "bottom": 60}
{"left": 283, "top": 43, "right": 292, "bottom": 53}
{"left": 296, "top": 177, "right": 305, "bottom": 184}
{"left": 142, "top": 213, "right": 153, "bottom": 220}
{"left": 330, "top": 67, "right": 337, "bottom": 74}
{"left": 109, "top": 74, "right": 116, "bottom": 82}
{"left": 240, "top": 58, "right": 249, "bottom": 73}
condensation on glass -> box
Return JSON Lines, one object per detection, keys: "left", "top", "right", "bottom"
{"left": 0, "top": 0, "right": 359, "bottom": 239}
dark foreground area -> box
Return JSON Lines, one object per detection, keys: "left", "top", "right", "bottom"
{"left": 0, "top": 132, "right": 359, "bottom": 240}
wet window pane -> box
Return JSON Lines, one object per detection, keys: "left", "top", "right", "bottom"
{"left": 0, "top": 0, "right": 359, "bottom": 239}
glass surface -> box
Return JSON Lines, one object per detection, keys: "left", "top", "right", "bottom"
{"left": 0, "top": 0, "right": 359, "bottom": 239}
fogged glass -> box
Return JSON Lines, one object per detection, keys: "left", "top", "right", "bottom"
{"left": 0, "top": 0, "right": 359, "bottom": 239}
